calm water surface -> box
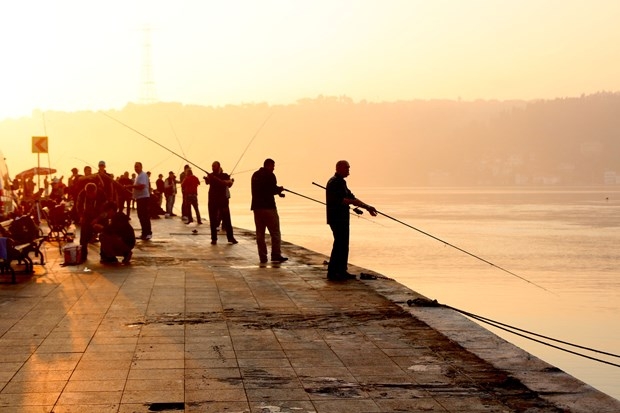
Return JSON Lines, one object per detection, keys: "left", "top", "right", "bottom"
{"left": 228, "top": 187, "right": 620, "bottom": 400}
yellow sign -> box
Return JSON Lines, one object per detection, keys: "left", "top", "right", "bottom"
{"left": 32, "top": 136, "right": 48, "bottom": 153}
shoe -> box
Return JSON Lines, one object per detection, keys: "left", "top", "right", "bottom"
{"left": 327, "top": 273, "right": 345, "bottom": 281}
{"left": 360, "top": 272, "right": 377, "bottom": 280}
{"left": 197, "top": 221, "right": 203, "bottom": 225}
{"left": 229, "top": 239, "right": 238, "bottom": 244}
{"left": 164, "top": 214, "right": 170, "bottom": 219}
{"left": 271, "top": 256, "right": 288, "bottom": 262}
{"left": 327, "top": 272, "right": 356, "bottom": 281}
{"left": 142, "top": 234, "right": 152, "bottom": 240}
{"left": 185, "top": 220, "right": 193, "bottom": 225}
{"left": 100, "top": 256, "right": 119, "bottom": 264}
{"left": 211, "top": 240, "right": 217, "bottom": 245}
{"left": 122, "top": 251, "right": 132, "bottom": 265}
{"left": 260, "top": 258, "right": 268, "bottom": 264}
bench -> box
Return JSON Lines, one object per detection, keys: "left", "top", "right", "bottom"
{"left": 0, "top": 216, "right": 45, "bottom": 283}
{"left": 0, "top": 238, "right": 35, "bottom": 283}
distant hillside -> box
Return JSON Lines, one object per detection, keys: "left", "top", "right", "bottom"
{"left": 1, "top": 93, "right": 619, "bottom": 187}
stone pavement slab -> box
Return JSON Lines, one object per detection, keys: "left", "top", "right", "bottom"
{"left": 0, "top": 217, "right": 618, "bottom": 412}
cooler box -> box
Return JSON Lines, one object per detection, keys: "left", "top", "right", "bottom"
{"left": 63, "top": 244, "right": 82, "bottom": 265}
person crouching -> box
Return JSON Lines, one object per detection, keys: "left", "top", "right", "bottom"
{"left": 94, "top": 201, "right": 136, "bottom": 264}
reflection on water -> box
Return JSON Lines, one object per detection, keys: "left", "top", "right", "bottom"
{"left": 229, "top": 186, "right": 620, "bottom": 400}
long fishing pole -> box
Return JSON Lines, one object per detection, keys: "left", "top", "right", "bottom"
{"left": 310, "top": 182, "right": 550, "bottom": 293}
{"left": 230, "top": 111, "right": 274, "bottom": 175}
{"left": 101, "top": 112, "right": 210, "bottom": 176}
{"left": 282, "top": 188, "right": 387, "bottom": 227}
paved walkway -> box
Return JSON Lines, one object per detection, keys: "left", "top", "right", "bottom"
{"left": 1, "top": 217, "right": 618, "bottom": 412}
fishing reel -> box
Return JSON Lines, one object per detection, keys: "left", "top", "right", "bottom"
{"left": 353, "top": 207, "right": 363, "bottom": 215}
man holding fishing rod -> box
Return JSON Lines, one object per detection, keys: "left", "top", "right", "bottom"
{"left": 204, "top": 161, "right": 237, "bottom": 245}
{"left": 326, "top": 160, "right": 377, "bottom": 281}
{"left": 251, "top": 158, "right": 288, "bottom": 264}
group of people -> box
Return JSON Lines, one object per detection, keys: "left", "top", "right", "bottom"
{"left": 15, "top": 157, "right": 376, "bottom": 278}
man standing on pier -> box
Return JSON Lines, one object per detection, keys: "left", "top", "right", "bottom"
{"left": 251, "top": 158, "right": 287, "bottom": 264}
{"left": 325, "top": 160, "right": 377, "bottom": 281}
{"left": 126, "top": 161, "right": 152, "bottom": 240}
{"left": 204, "top": 161, "right": 237, "bottom": 245}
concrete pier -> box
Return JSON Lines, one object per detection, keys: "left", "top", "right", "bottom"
{"left": 1, "top": 217, "right": 618, "bottom": 412}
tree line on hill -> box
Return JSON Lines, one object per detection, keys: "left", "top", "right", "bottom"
{"left": 1, "top": 92, "right": 619, "bottom": 187}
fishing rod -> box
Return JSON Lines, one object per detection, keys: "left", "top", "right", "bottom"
{"left": 101, "top": 112, "right": 210, "bottom": 176}
{"left": 310, "top": 181, "right": 551, "bottom": 293}
{"left": 282, "top": 188, "right": 386, "bottom": 226}
{"left": 230, "top": 111, "right": 274, "bottom": 175}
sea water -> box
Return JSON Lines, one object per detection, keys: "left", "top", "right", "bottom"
{"left": 227, "top": 186, "right": 620, "bottom": 400}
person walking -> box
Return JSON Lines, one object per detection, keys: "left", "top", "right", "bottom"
{"left": 181, "top": 168, "right": 202, "bottom": 225}
{"left": 325, "top": 160, "right": 377, "bottom": 281}
{"left": 250, "top": 158, "right": 287, "bottom": 263}
{"left": 126, "top": 161, "right": 152, "bottom": 240}
{"left": 204, "top": 161, "right": 237, "bottom": 245}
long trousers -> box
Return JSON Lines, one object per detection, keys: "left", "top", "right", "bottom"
{"left": 328, "top": 220, "right": 350, "bottom": 276}
{"left": 136, "top": 197, "right": 151, "bottom": 237}
{"left": 252, "top": 209, "right": 281, "bottom": 261}
{"left": 209, "top": 202, "right": 234, "bottom": 242}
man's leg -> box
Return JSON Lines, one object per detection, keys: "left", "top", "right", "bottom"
{"left": 136, "top": 197, "right": 151, "bottom": 238}
{"left": 220, "top": 204, "right": 236, "bottom": 242}
{"left": 328, "top": 221, "right": 350, "bottom": 277}
{"left": 208, "top": 203, "right": 219, "bottom": 242}
{"left": 265, "top": 209, "right": 283, "bottom": 260}
{"left": 253, "top": 210, "right": 268, "bottom": 263}
{"left": 79, "top": 224, "right": 93, "bottom": 262}
{"left": 194, "top": 198, "right": 202, "bottom": 224}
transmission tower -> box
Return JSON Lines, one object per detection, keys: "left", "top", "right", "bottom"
{"left": 140, "top": 25, "right": 157, "bottom": 104}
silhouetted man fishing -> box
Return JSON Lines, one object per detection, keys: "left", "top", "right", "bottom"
{"left": 325, "top": 160, "right": 377, "bottom": 281}
{"left": 251, "top": 158, "right": 287, "bottom": 264}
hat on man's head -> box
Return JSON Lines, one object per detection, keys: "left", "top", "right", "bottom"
{"left": 98, "top": 160, "right": 106, "bottom": 167}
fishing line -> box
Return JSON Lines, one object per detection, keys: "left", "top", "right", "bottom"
{"left": 101, "top": 112, "right": 210, "bottom": 176}
{"left": 310, "top": 182, "right": 551, "bottom": 293}
{"left": 409, "top": 299, "right": 620, "bottom": 368}
{"left": 230, "top": 167, "right": 256, "bottom": 176}
{"left": 167, "top": 117, "right": 191, "bottom": 173}
{"left": 230, "top": 111, "right": 274, "bottom": 175}
{"left": 168, "top": 117, "right": 188, "bottom": 160}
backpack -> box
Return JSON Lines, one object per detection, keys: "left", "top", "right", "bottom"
{"left": 9, "top": 216, "right": 40, "bottom": 244}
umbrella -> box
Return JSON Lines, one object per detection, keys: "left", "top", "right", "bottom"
{"left": 15, "top": 167, "right": 57, "bottom": 180}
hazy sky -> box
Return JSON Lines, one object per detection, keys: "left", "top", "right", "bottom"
{"left": 1, "top": 0, "right": 620, "bottom": 119}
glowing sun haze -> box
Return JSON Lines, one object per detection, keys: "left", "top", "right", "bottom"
{"left": 1, "top": 0, "right": 620, "bottom": 119}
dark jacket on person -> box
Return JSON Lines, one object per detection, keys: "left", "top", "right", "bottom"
{"left": 206, "top": 171, "right": 231, "bottom": 207}
{"left": 326, "top": 173, "right": 354, "bottom": 225}
{"left": 251, "top": 167, "right": 282, "bottom": 210}
{"left": 99, "top": 211, "right": 136, "bottom": 249}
